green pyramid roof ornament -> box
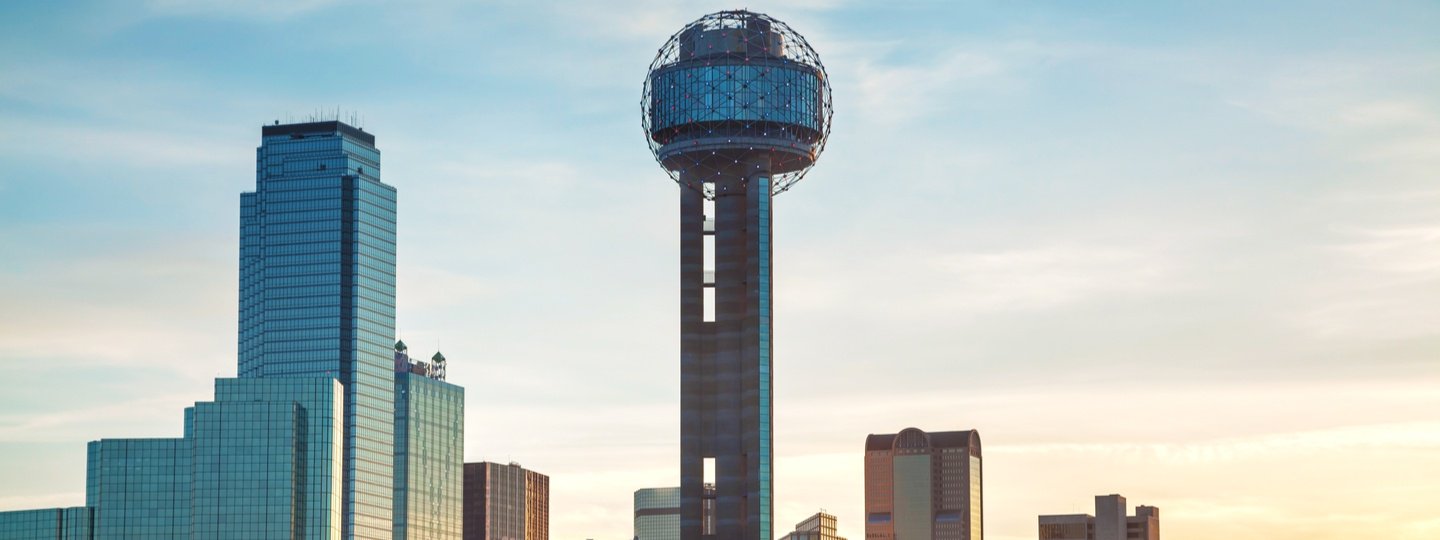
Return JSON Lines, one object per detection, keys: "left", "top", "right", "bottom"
{"left": 395, "top": 339, "right": 408, "bottom": 352}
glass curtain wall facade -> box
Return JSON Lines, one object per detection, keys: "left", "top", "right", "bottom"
{"left": 634, "top": 487, "right": 681, "bottom": 540}
{"left": 84, "top": 377, "right": 344, "bottom": 540}
{"left": 394, "top": 344, "right": 465, "bottom": 540}
{"left": 0, "top": 507, "right": 94, "bottom": 540}
{"left": 199, "top": 377, "right": 346, "bottom": 539}
{"left": 863, "top": 428, "right": 983, "bottom": 540}
{"left": 240, "top": 120, "right": 398, "bottom": 540}
{"left": 191, "top": 401, "right": 304, "bottom": 539}
{"left": 86, "top": 439, "right": 191, "bottom": 539}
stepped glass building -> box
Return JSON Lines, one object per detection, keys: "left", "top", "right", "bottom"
{"left": 641, "top": 10, "right": 832, "bottom": 540}
{"left": 241, "top": 120, "right": 399, "bottom": 539}
{"left": 0, "top": 120, "right": 465, "bottom": 540}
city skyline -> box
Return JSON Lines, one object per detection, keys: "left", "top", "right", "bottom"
{"left": 2, "top": 2, "right": 1438, "bottom": 540}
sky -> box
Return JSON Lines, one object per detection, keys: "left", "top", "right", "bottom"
{"left": 1, "top": 0, "right": 1438, "bottom": 539}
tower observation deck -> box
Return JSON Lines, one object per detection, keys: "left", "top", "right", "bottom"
{"left": 642, "top": 10, "right": 832, "bottom": 540}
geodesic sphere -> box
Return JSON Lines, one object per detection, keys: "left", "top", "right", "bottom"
{"left": 642, "top": 10, "right": 833, "bottom": 199}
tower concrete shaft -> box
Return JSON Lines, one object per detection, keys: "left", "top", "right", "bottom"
{"left": 679, "top": 160, "right": 774, "bottom": 540}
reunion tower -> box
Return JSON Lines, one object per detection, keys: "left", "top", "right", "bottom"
{"left": 642, "top": 10, "right": 833, "bottom": 540}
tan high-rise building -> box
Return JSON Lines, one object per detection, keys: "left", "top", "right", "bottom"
{"left": 1038, "top": 495, "right": 1159, "bottom": 540}
{"left": 779, "top": 511, "right": 846, "bottom": 540}
{"left": 864, "top": 428, "right": 983, "bottom": 540}
{"left": 463, "top": 462, "right": 548, "bottom": 540}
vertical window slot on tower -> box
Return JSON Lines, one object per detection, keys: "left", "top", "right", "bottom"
{"left": 703, "top": 232, "right": 716, "bottom": 322}
{"left": 703, "top": 235, "right": 716, "bottom": 275}
{"left": 703, "top": 288, "right": 716, "bottom": 322}
{"left": 702, "top": 456, "right": 718, "bottom": 535}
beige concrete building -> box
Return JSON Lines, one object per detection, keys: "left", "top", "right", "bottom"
{"left": 1038, "top": 495, "right": 1158, "bottom": 540}
{"left": 778, "top": 512, "right": 845, "bottom": 540}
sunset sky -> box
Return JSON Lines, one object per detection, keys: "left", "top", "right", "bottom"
{"left": 1, "top": 1, "right": 1438, "bottom": 539}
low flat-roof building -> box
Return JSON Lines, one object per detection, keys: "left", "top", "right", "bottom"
{"left": 633, "top": 487, "right": 680, "bottom": 540}
{"left": 1039, "top": 494, "right": 1159, "bottom": 540}
{"left": 0, "top": 507, "right": 94, "bottom": 540}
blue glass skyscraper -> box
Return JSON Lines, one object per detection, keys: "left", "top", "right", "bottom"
{"left": 2, "top": 119, "right": 465, "bottom": 540}
{"left": 240, "top": 120, "right": 398, "bottom": 540}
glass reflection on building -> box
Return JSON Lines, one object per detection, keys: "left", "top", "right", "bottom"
{"left": 394, "top": 343, "right": 464, "bottom": 540}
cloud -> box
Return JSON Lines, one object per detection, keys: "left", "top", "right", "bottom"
{"left": 1287, "top": 190, "right": 1440, "bottom": 341}
{"left": 845, "top": 46, "right": 1009, "bottom": 126}
{"left": 1339, "top": 99, "right": 1435, "bottom": 129}
{"left": 781, "top": 241, "right": 1178, "bottom": 324}
{"left": 0, "top": 493, "right": 86, "bottom": 511}
{"left": 0, "top": 117, "right": 236, "bottom": 170}
{"left": 930, "top": 245, "right": 1173, "bottom": 311}
{"left": 0, "top": 227, "right": 234, "bottom": 380}
{"left": 0, "top": 394, "right": 196, "bottom": 443}
{"left": 142, "top": 0, "right": 341, "bottom": 20}
{"left": 536, "top": 0, "right": 852, "bottom": 44}
{"left": 1214, "top": 53, "right": 1440, "bottom": 169}
{"left": 993, "top": 421, "right": 1440, "bottom": 463}
{"left": 1335, "top": 224, "right": 1440, "bottom": 276}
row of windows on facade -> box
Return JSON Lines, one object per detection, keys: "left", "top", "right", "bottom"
{"left": 258, "top": 138, "right": 379, "bottom": 163}
{"left": 243, "top": 237, "right": 398, "bottom": 260}
{"left": 252, "top": 174, "right": 392, "bottom": 199}
{"left": 254, "top": 194, "right": 398, "bottom": 218}
{"left": 249, "top": 176, "right": 393, "bottom": 200}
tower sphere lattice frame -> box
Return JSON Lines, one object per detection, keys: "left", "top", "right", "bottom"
{"left": 642, "top": 9, "right": 833, "bottom": 200}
